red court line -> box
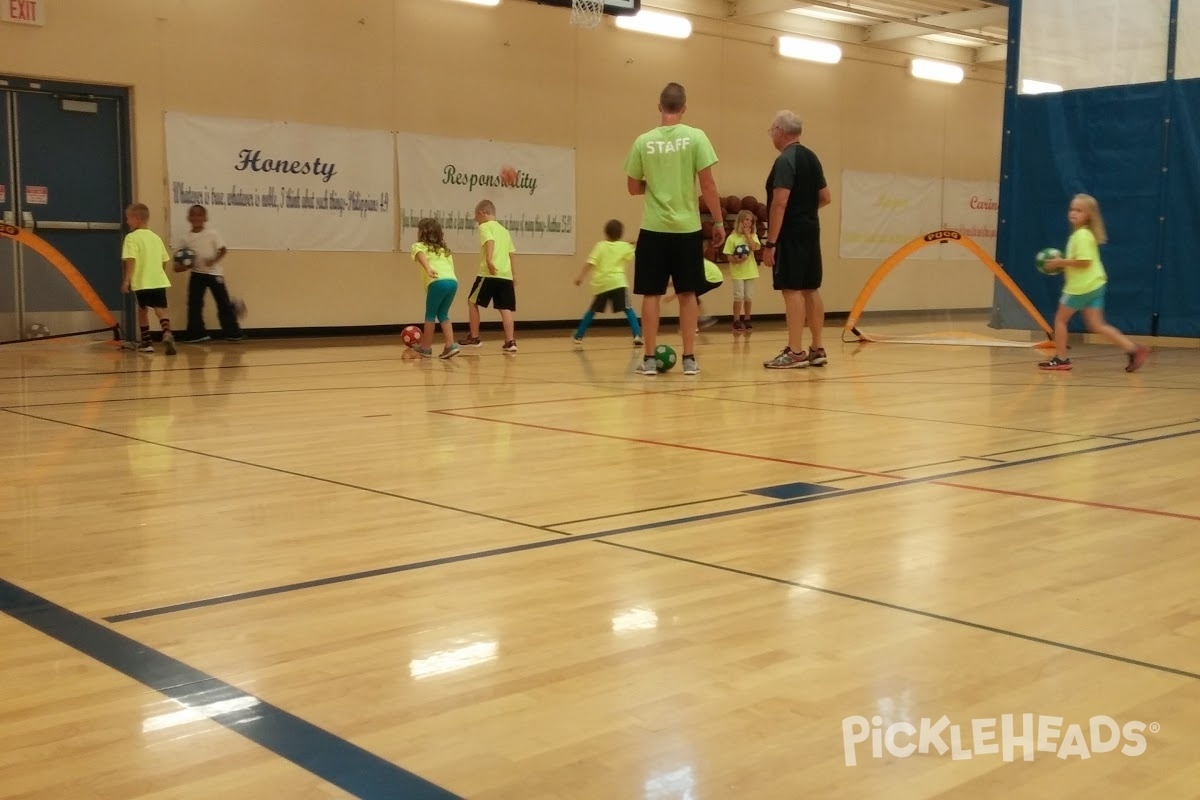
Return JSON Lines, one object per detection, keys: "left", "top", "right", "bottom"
{"left": 433, "top": 409, "right": 903, "bottom": 479}
{"left": 932, "top": 481, "right": 1200, "bottom": 523}
{"left": 432, "top": 382, "right": 761, "bottom": 414}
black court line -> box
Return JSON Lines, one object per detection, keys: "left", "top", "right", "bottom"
{"left": 0, "top": 578, "right": 463, "bottom": 799}
{"left": 978, "top": 436, "right": 1125, "bottom": 459}
{"left": 1, "top": 408, "right": 568, "bottom": 541}
{"left": 0, "top": 340, "right": 648, "bottom": 385}
{"left": 547, "top": 494, "right": 747, "bottom": 528}
{"left": 825, "top": 379, "right": 1200, "bottom": 392}
{"left": 590, "top": 540, "right": 1200, "bottom": 682}
{"left": 881, "top": 455, "right": 1009, "bottom": 473}
{"left": 678, "top": 387, "right": 1110, "bottom": 440}
{"left": 0, "top": 354, "right": 404, "bottom": 382}
{"left": 0, "top": 372, "right": 763, "bottom": 411}
{"left": 1104, "top": 418, "right": 1200, "bottom": 438}
{"left": 102, "top": 426, "right": 1200, "bottom": 624}
{"left": 818, "top": 475, "right": 884, "bottom": 484}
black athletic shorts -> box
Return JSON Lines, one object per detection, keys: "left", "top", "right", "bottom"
{"left": 590, "top": 287, "right": 629, "bottom": 313}
{"left": 634, "top": 229, "right": 705, "bottom": 296}
{"left": 696, "top": 279, "right": 722, "bottom": 299}
{"left": 772, "top": 231, "right": 823, "bottom": 292}
{"left": 134, "top": 288, "right": 169, "bottom": 309}
{"left": 468, "top": 276, "right": 516, "bottom": 311}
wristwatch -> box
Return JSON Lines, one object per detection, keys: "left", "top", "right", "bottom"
{"left": 762, "top": 241, "right": 776, "bottom": 248}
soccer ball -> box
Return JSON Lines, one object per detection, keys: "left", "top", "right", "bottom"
{"left": 401, "top": 325, "right": 422, "bottom": 347}
{"left": 174, "top": 247, "right": 196, "bottom": 272}
{"left": 27, "top": 322, "right": 50, "bottom": 338}
{"left": 1035, "top": 247, "right": 1063, "bottom": 275}
{"left": 733, "top": 244, "right": 750, "bottom": 258}
{"left": 654, "top": 344, "right": 677, "bottom": 372}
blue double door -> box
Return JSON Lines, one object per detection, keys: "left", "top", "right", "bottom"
{"left": 0, "top": 78, "right": 130, "bottom": 343}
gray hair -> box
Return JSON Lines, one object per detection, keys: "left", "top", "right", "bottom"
{"left": 772, "top": 110, "right": 803, "bottom": 136}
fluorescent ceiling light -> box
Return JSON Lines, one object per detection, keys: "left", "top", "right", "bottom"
{"left": 777, "top": 36, "right": 842, "bottom": 64}
{"left": 1021, "top": 78, "right": 1063, "bottom": 94}
{"left": 453, "top": 0, "right": 500, "bottom": 5}
{"left": 615, "top": 9, "right": 692, "bottom": 39}
{"left": 910, "top": 58, "right": 964, "bottom": 84}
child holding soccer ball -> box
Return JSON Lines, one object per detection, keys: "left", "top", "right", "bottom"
{"left": 1037, "top": 194, "right": 1149, "bottom": 372}
{"left": 723, "top": 210, "right": 761, "bottom": 331}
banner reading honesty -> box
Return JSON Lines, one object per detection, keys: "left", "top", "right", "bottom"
{"left": 396, "top": 133, "right": 576, "bottom": 255}
{"left": 839, "top": 170, "right": 999, "bottom": 260}
{"left": 164, "top": 113, "right": 395, "bottom": 252}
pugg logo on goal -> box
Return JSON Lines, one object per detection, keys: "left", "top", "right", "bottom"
{"left": 923, "top": 229, "right": 962, "bottom": 242}
{"left": 841, "top": 714, "right": 1157, "bottom": 766}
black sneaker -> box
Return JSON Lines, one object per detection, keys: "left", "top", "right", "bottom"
{"left": 1038, "top": 357, "right": 1072, "bottom": 371}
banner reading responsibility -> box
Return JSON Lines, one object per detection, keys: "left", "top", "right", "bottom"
{"left": 396, "top": 133, "right": 576, "bottom": 255}
{"left": 164, "top": 112, "right": 395, "bottom": 252}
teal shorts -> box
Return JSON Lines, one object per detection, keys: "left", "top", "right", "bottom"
{"left": 1061, "top": 286, "right": 1105, "bottom": 311}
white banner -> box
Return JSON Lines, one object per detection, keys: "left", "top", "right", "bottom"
{"left": 839, "top": 170, "right": 999, "bottom": 260}
{"left": 941, "top": 179, "right": 999, "bottom": 257}
{"left": 396, "top": 133, "right": 576, "bottom": 256}
{"left": 839, "top": 170, "right": 942, "bottom": 260}
{"left": 165, "top": 113, "right": 395, "bottom": 252}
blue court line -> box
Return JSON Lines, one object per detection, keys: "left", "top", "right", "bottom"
{"left": 591, "top": 539, "right": 1200, "bottom": 682}
{"left": 103, "top": 425, "right": 1200, "bottom": 623}
{"left": 0, "top": 578, "right": 463, "bottom": 800}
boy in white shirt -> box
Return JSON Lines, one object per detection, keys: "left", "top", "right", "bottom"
{"left": 176, "top": 204, "right": 245, "bottom": 342}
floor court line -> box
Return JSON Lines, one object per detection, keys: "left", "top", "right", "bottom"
{"left": 430, "top": 410, "right": 905, "bottom": 480}
{"left": 101, "top": 427, "right": 1200, "bottom": 624}
{"left": 590, "top": 540, "right": 1200, "bottom": 682}
{"left": 547, "top": 494, "right": 747, "bottom": 528}
{"left": 0, "top": 339, "right": 648, "bottom": 386}
{"left": 0, "top": 578, "right": 463, "bottom": 800}
{"left": 931, "top": 481, "right": 1200, "bottom": 523}
{"left": 1, "top": 408, "right": 569, "bottom": 539}
{"left": 1105, "top": 418, "right": 1200, "bottom": 437}
{"left": 676, "top": 387, "right": 1128, "bottom": 440}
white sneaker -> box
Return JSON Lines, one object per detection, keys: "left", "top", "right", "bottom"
{"left": 682, "top": 356, "right": 699, "bottom": 375}
{"left": 636, "top": 356, "right": 657, "bottom": 376}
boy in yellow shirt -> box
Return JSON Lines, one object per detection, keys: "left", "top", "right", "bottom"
{"left": 459, "top": 199, "right": 518, "bottom": 352}
{"left": 120, "top": 203, "right": 176, "bottom": 355}
{"left": 572, "top": 219, "right": 643, "bottom": 346}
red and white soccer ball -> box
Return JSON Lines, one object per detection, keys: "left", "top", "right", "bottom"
{"left": 401, "top": 325, "right": 422, "bottom": 347}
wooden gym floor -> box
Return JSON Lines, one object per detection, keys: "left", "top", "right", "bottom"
{"left": 2, "top": 323, "right": 1199, "bottom": 799}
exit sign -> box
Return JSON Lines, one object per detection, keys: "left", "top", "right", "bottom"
{"left": 2, "top": 0, "right": 45, "bottom": 26}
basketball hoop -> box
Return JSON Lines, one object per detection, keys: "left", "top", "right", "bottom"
{"left": 570, "top": 0, "right": 605, "bottom": 29}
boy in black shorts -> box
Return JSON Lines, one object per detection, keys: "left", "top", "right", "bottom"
{"left": 460, "top": 200, "right": 518, "bottom": 352}
{"left": 120, "top": 203, "right": 176, "bottom": 355}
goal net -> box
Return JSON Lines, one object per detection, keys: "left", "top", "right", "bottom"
{"left": 842, "top": 230, "right": 1055, "bottom": 350}
{"left": 0, "top": 224, "right": 120, "bottom": 345}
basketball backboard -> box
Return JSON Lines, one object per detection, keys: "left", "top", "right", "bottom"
{"left": 529, "top": 0, "right": 641, "bottom": 16}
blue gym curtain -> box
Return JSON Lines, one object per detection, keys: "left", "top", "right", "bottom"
{"left": 996, "top": 0, "right": 1198, "bottom": 337}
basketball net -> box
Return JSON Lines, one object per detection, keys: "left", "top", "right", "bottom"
{"left": 570, "top": 0, "right": 604, "bottom": 29}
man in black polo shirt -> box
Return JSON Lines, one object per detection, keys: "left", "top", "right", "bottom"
{"left": 761, "top": 110, "right": 831, "bottom": 369}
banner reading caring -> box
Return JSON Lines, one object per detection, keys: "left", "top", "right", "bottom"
{"left": 941, "top": 179, "right": 999, "bottom": 257}
{"left": 839, "top": 170, "right": 999, "bottom": 260}
{"left": 395, "top": 133, "right": 576, "bottom": 256}
{"left": 164, "top": 113, "right": 395, "bottom": 252}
